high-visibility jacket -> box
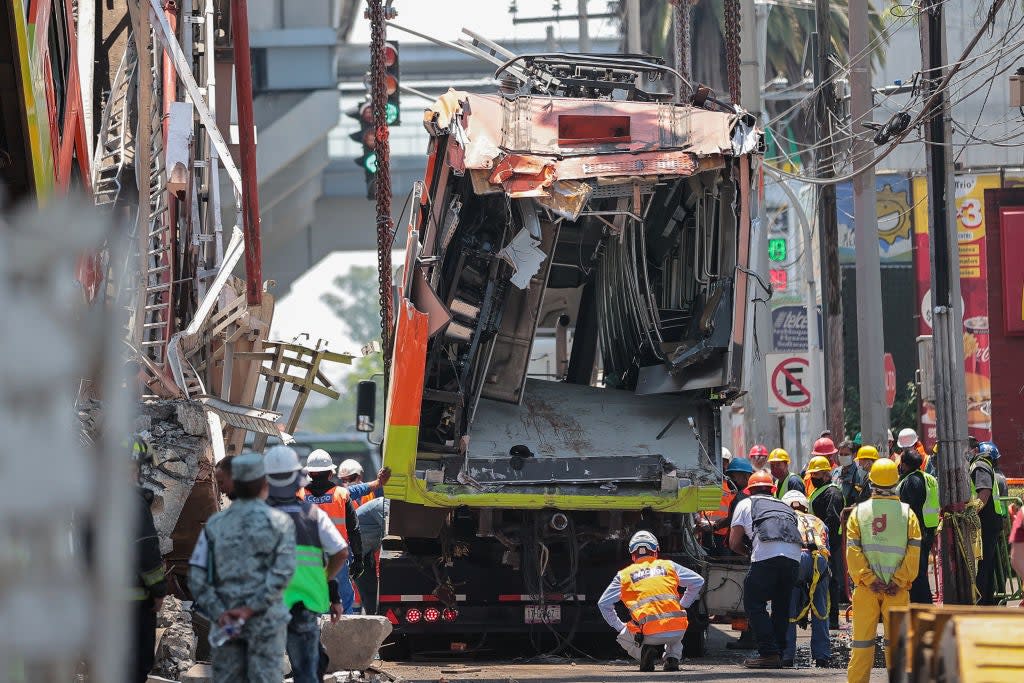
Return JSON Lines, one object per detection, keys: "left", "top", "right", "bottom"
{"left": 896, "top": 470, "right": 940, "bottom": 529}
{"left": 703, "top": 480, "right": 735, "bottom": 537}
{"left": 301, "top": 485, "right": 352, "bottom": 541}
{"left": 850, "top": 497, "right": 918, "bottom": 584}
{"left": 269, "top": 498, "right": 331, "bottom": 614}
{"left": 774, "top": 472, "right": 803, "bottom": 499}
{"left": 352, "top": 489, "right": 376, "bottom": 510}
{"left": 618, "top": 558, "right": 689, "bottom": 636}
{"left": 795, "top": 510, "right": 830, "bottom": 559}
{"left": 969, "top": 457, "right": 1007, "bottom": 517}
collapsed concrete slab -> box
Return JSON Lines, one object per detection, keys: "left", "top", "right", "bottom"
{"left": 320, "top": 615, "right": 393, "bottom": 672}
{"left": 137, "top": 400, "right": 212, "bottom": 554}
{"left": 152, "top": 597, "right": 198, "bottom": 680}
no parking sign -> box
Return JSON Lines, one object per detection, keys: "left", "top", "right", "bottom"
{"left": 766, "top": 353, "right": 811, "bottom": 413}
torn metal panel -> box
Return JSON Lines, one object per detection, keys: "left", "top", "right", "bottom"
{"left": 482, "top": 215, "right": 559, "bottom": 405}
{"left": 195, "top": 395, "right": 285, "bottom": 438}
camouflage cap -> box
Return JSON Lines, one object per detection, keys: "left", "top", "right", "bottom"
{"left": 231, "top": 452, "right": 265, "bottom": 483}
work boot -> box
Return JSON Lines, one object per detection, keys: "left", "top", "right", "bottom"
{"left": 639, "top": 645, "right": 659, "bottom": 672}
{"left": 664, "top": 657, "right": 680, "bottom": 672}
{"left": 781, "top": 659, "right": 794, "bottom": 668}
{"left": 726, "top": 630, "right": 757, "bottom": 650}
{"left": 743, "top": 654, "right": 782, "bottom": 669}
{"left": 815, "top": 659, "right": 831, "bottom": 668}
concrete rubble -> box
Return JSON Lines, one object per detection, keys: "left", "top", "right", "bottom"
{"left": 136, "top": 400, "right": 212, "bottom": 554}
{"left": 152, "top": 597, "right": 198, "bottom": 680}
{"left": 320, "top": 615, "right": 393, "bottom": 672}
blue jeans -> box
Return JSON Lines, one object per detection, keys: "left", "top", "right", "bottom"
{"left": 785, "top": 551, "right": 831, "bottom": 662}
{"left": 743, "top": 555, "right": 800, "bottom": 658}
{"left": 285, "top": 607, "right": 321, "bottom": 683}
{"left": 338, "top": 555, "right": 356, "bottom": 614}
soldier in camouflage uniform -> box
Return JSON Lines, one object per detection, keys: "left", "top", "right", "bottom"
{"left": 189, "top": 453, "right": 296, "bottom": 682}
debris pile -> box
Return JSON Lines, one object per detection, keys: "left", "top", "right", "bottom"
{"left": 135, "top": 401, "right": 212, "bottom": 554}
{"left": 152, "top": 597, "right": 198, "bottom": 680}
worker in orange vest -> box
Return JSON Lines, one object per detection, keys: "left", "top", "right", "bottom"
{"left": 598, "top": 531, "right": 705, "bottom": 672}
{"left": 337, "top": 458, "right": 391, "bottom": 509}
{"left": 302, "top": 450, "right": 363, "bottom": 614}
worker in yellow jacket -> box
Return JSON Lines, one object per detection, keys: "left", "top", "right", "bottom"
{"left": 846, "top": 458, "right": 922, "bottom": 683}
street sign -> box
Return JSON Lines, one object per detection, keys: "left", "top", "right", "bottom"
{"left": 766, "top": 353, "right": 811, "bottom": 413}
{"left": 884, "top": 352, "right": 897, "bottom": 408}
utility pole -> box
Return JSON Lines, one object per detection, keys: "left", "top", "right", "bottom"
{"left": 577, "top": 0, "right": 591, "bottom": 53}
{"left": 625, "top": 0, "right": 641, "bottom": 54}
{"left": 919, "top": 0, "right": 974, "bottom": 605}
{"left": 812, "top": 0, "right": 845, "bottom": 439}
{"left": 849, "top": 0, "right": 888, "bottom": 449}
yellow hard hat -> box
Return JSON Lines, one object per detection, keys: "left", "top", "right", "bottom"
{"left": 806, "top": 456, "right": 832, "bottom": 473}
{"left": 768, "top": 448, "right": 790, "bottom": 464}
{"left": 869, "top": 458, "right": 899, "bottom": 487}
{"left": 856, "top": 445, "right": 880, "bottom": 461}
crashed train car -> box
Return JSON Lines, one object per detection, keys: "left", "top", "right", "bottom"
{"left": 375, "top": 55, "right": 763, "bottom": 652}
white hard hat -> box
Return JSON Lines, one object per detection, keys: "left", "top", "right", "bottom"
{"left": 338, "top": 458, "right": 364, "bottom": 479}
{"left": 305, "top": 449, "right": 336, "bottom": 474}
{"left": 264, "top": 445, "right": 301, "bottom": 486}
{"left": 782, "top": 490, "right": 809, "bottom": 510}
{"left": 897, "top": 428, "right": 919, "bottom": 449}
{"left": 628, "top": 530, "right": 659, "bottom": 555}
{"left": 721, "top": 447, "right": 733, "bottom": 461}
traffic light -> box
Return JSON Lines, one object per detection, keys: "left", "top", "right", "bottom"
{"left": 347, "top": 99, "right": 377, "bottom": 199}
{"left": 383, "top": 40, "right": 400, "bottom": 126}
{"left": 769, "top": 268, "right": 789, "bottom": 292}
{"left": 768, "top": 237, "right": 787, "bottom": 262}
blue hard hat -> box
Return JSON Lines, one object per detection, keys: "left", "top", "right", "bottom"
{"left": 978, "top": 441, "right": 1000, "bottom": 461}
{"left": 725, "top": 457, "right": 754, "bottom": 474}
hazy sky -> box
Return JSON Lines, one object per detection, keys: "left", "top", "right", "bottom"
{"left": 271, "top": 1, "right": 622, "bottom": 358}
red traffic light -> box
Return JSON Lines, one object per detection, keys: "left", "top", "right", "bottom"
{"left": 384, "top": 44, "right": 398, "bottom": 67}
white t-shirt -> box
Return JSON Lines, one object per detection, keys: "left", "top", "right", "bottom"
{"left": 730, "top": 495, "right": 802, "bottom": 563}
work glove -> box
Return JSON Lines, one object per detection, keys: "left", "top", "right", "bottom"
{"left": 350, "top": 555, "right": 365, "bottom": 578}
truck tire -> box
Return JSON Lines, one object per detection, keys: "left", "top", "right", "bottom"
{"left": 683, "top": 608, "right": 709, "bottom": 657}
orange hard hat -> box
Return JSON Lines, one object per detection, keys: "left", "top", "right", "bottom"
{"left": 811, "top": 437, "right": 838, "bottom": 457}
{"left": 748, "top": 444, "right": 769, "bottom": 458}
{"left": 744, "top": 470, "right": 777, "bottom": 494}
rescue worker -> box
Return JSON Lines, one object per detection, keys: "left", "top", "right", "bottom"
{"left": 302, "top": 450, "right": 364, "bottom": 614}
{"left": 700, "top": 457, "right": 753, "bottom": 546}
{"left": 722, "top": 446, "right": 733, "bottom": 470}
{"left": 896, "top": 428, "right": 928, "bottom": 470}
{"left": 188, "top": 453, "right": 296, "bottom": 683}
{"left": 837, "top": 441, "right": 870, "bottom": 507}
{"left": 748, "top": 444, "right": 770, "bottom": 472}
{"left": 781, "top": 490, "right": 831, "bottom": 668}
{"left": 264, "top": 446, "right": 349, "bottom": 683}
{"left": 846, "top": 458, "right": 921, "bottom": 683}
{"left": 971, "top": 441, "right": 1008, "bottom": 605}
{"left": 768, "top": 448, "right": 805, "bottom": 499}
{"left": 729, "top": 471, "right": 802, "bottom": 668}
{"left": 805, "top": 437, "right": 838, "bottom": 490}
{"left": 131, "top": 485, "right": 168, "bottom": 682}
{"left": 806, "top": 455, "right": 844, "bottom": 629}
{"left": 337, "top": 458, "right": 391, "bottom": 508}
{"left": 896, "top": 449, "right": 939, "bottom": 603}
{"left": 597, "top": 531, "right": 705, "bottom": 672}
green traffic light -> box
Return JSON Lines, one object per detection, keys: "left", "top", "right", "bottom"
{"left": 768, "top": 237, "right": 787, "bottom": 262}
{"left": 386, "top": 102, "right": 399, "bottom": 125}
{"left": 364, "top": 152, "right": 378, "bottom": 174}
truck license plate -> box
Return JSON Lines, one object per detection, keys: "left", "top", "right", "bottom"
{"left": 524, "top": 605, "right": 561, "bottom": 624}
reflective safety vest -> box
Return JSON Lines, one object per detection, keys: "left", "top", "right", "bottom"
{"left": 795, "top": 511, "right": 830, "bottom": 559}
{"left": 774, "top": 472, "right": 802, "bottom": 499}
{"left": 352, "top": 489, "right": 376, "bottom": 510}
{"left": 301, "top": 485, "right": 351, "bottom": 540}
{"left": 269, "top": 499, "right": 331, "bottom": 614}
{"left": 853, "top": 498, "right": 912, "bottom": 584}
{"left": 969, "top": 458, "right": 1008, "bottom": 517}
{"left": 618, "top": 558, "right": 689, "bottom": 636}
{"left": 896, "top": 470, "right": 940, "bottom": 529}
{"left": 703, "top": 481, "right": 735, "bottom": 537}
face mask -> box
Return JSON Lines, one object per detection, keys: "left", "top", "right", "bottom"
{"left": 838, "top": 455, "right": 853, "bottom": 466}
